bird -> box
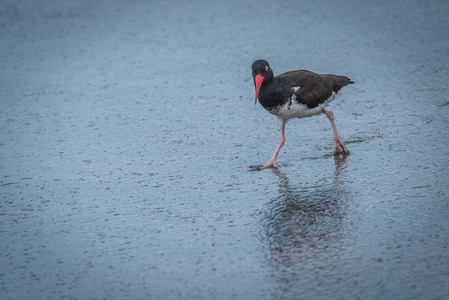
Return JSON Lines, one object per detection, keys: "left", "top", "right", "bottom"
{"left": 250, "top": 59, "right": 353, "bottom": 169}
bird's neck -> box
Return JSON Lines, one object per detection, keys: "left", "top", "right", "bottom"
{"left": 258, "top": 77, "right": 287, "bottom": 109}
{"left": 259, "top": 76, "right": 277, "bottom": 95}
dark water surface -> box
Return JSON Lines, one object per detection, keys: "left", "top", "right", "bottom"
{"left": 1, "top": 0, "right": 449, "bottom": 299}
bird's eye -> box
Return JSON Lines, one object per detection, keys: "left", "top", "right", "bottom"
{"left": 265, "top": 66, "right": 268, "bottom": 71}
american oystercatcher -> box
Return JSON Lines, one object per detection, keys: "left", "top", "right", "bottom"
{"left": 250, "top": 59, "right": 353, "bottom": 169}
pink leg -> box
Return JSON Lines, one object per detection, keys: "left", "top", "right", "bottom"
{"left": 322, "top": 109, "right": 349, "bottom": 155}
{"left": 251, "top": 120, "right": 286, "bottom": 169}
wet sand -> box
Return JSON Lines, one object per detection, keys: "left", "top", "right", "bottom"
{"left": 1, "top": 0, "right": 449, "bottom": 299}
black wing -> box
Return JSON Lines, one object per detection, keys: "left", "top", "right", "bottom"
{"left": 276, "top": 70, "right": 353, "bottom": 108}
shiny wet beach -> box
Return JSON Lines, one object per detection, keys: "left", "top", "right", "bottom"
{"left": 1, "top": 0, "right": 449, "bottom": 299}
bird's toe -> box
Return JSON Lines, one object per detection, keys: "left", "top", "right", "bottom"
{"left": 249, "top": 161, "right": 278, "bottom": 170}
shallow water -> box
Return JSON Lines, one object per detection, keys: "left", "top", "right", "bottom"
{"left": 1, "top": 0, "right": 449, "bottom": 299}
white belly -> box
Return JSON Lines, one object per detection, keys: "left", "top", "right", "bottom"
{"left": 270, "top": 91, "right": 337, "bottom": 122}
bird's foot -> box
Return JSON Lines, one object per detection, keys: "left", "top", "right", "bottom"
{"left": 249, "top": 160, "right": 279, "bottom": 170}
{"left": 333, "top": 138, "right": 350, "bottom": 155}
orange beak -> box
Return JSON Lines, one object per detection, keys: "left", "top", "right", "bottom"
{"left": 254, "top": 74, "right": 264, "bottom": 105}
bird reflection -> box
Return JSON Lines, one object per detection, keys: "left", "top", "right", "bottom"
{"left": 262, "top": 154, "right": 349, "bottom": 275}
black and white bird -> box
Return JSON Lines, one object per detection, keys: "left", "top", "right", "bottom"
{"left": 250, "top": 59, "right": 353, "bottom": 169}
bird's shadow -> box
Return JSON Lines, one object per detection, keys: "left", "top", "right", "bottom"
{"left": 259, "top": 154, "right": 350, "bottom": 275}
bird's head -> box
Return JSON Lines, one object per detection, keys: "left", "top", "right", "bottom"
{"left": 251, "top": 59, "right": 274, "bottom": 105}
